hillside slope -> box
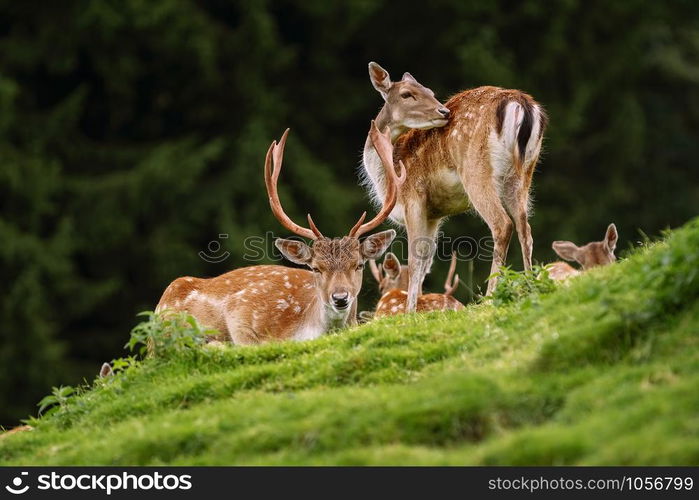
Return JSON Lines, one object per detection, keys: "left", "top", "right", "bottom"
{"left": 1, "top": 218, "right": 698, "bottom": 465}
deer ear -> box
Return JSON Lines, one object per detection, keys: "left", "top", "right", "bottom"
{"left": 402, "top": 72, "right": 417, "bottom": 83}
{"left": 604, "top": 223, "right": 618, "bottom": 252}
{"left": 368, "top": 62, "right": 392, "bottom": 100}
{"left": 275, "top": 238, "right": 312, "bottom": 265}
{"left": 361, "top": 229, "right": 396, "bottom": 260}
{"left": 382, "top": 252, "right": 401, "bottom": 278}
{"left": 99, "top": 363, "right": 113, "bottom": 378}
{"left": 552, "top": 241, "right": 580, "bottom": 263}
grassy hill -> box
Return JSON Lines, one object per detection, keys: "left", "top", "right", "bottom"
{"left": 1, "top": 218, "right": 698, "bottom": 466}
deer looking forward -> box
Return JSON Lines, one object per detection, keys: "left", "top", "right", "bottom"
{"left": 362, "top": 62, "right": 547, "bottom": 311}
{"left": 548, "top": 223, "right": 618, "bottom": 280}
{"left": 156, "top": 123, "right": 404, "bottom": 344}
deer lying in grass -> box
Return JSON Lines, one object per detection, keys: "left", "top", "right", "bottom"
{"left": 156, "top": 123, "right": 404, "bottom": 344}
{"left": 0, "top": 425, "right": 31, "bottom": 440}
{"left": 548, "top": 223, "right": 618, "bottom": 280}
{"left": 370, "top": 252, "right": 464, "bottom": 317}
{"left": 362, "top": 62, "right": 547, "bottom": 311}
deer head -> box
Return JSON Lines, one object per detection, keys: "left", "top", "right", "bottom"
{"left": 371, "top": 251, "right": 459, "bottom": 296}
{"left": 368, "top": 61, "right": 449, "bottom": 136}
{"left": 266, "top": 122, "right": 406, "bottom": 318}
{"left": 552, "top": 223, "right": 618, "bottom": 270}
{"left": 369, "top": 252, "right": 408, "bottom": 295}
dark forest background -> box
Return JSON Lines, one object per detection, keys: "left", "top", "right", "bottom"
{"left": 1, "top": 0, "right": 698, "bottom": 426}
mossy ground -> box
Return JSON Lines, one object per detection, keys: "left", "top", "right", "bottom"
{"left": 1, "top": 218, "right": 698, "bottom": 465}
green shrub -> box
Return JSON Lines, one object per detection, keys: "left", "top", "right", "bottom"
{"left": 126, "top": 310, "right": 215, "bottom": 357}
{"left": 486, "top": 265, "right": 557, "bottom": 306}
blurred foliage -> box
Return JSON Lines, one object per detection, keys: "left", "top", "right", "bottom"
{"left": 0, "top": 0, "right": 697, "bottom": 425}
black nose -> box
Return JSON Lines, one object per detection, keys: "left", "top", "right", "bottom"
{"left": 332, "top": 292, "right": 350, "bottom": 309}
{"left": 438, "top": 107, "right": 450, "bottom": 118}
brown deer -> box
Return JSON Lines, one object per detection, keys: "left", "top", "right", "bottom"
{"left": 156, "top": 123, "right": 404, "bottom": 344}
{"left": 362, "top": 62, "right": 547, "bottom": 311}
{"left": 371, "top": 252, "right": 464, "bottom": 317}
{"left": 0, "top": 425, "right": 32, "bottom": 440}
{"left": 368, "top": 252, "right": 409, "bottom": 295}
{"left": 548, "top": 223, "right": 618, "bottom": 280}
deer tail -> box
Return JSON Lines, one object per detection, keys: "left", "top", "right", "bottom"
{"left": 495, "top": 96, "right": 547, "bottom": 172}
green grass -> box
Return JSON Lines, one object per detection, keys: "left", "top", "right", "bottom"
{"left": 1, "top": 217, "right": 698, "bottom": 465}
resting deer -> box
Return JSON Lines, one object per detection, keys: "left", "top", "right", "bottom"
{"left": 371, "top": 252, "right": 464, "bottom": 317}
{"left": 0, "top": 425, "right": 31, "bottom": 440}
{"left": 156, "top": 123, "right": 404, "bottom": 344}
{"left": 362, "top": 62, "right": 547, "bottom": 311}
{"left": 548, "top": 223, "right": 618, "bottom": 280}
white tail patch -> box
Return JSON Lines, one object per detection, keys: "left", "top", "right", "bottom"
{"left": 525, "top": 105, "right": 543, "bottom": 161}
{"left": 490, "top": 101, "right": 543, "bottom": 198}
{"left": 501, "top": 102, "right": 524, "bottom": 152}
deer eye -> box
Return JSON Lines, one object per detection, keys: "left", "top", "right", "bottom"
{"left": 356, "top": 264, "right": 365, "bottom": 271}
{"left": 311, "top": 267, "right": 321, "bottom": 274}
{"left": 400, "top": 92, "right": 413, "bottom": 99}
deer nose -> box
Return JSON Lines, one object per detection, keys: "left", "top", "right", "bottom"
{"left": 331, "top": 292, "right": 350, "bottom": 310}
{"left": 438, "top": 107, "right": 450, "bottom": 118}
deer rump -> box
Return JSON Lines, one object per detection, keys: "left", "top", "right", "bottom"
{"left": 392, "top": 86, "right": 547, "bottom": 220}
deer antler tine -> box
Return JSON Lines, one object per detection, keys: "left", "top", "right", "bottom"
{"left": 445, "top": 274, "right": 459, "bottom": 296}
{"left": 264, "top": 129, "right": 319, "bottom": 240}
{"left": 307, "top": 214, "right": 323, "bottom": 238}
{"left": 351, "top": 121, "right": 405, "bottom": 238}
{"left": 273, "top": 129, "right": 289, "bottom": 165}
{"left": 396, "top": 159, "right": 407, "bottom": 183}
{"left": 349, "top": 211, "right": 367, "bottom": 237}
{"left": 444, "top": 252, "right": 458, "bottom": 295}
{"left": 272, "top": 129, "right": 289, "bottom": 181}
{"left": 264, "top": 140, "right": 275, "bottom": 179}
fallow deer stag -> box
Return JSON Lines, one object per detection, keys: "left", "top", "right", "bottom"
{"left": 362, "top": 62, "right": 547, "bottom": 311}
{"left": 156, "top": 123, "right": 404, "bottom": 344}
{"left": 548, "top": 223, "right": 618, "bottom": 280}
{"left": 371, "top": 252, "right": 463, "bottom": 317}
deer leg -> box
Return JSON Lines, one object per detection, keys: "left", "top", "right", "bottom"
{"left": 502, "top": 169, "right": 535, "bottom": 271}
{"left": 405, "top": 203, "right": 440, "bottom": 312}
{"left": 514, "top": 211, "right": 533, "bottom": 271}
{"left": 347, "top": 300, "right": 359, "bottom": 327}
{"left": 485, "top": 215, "right": 513, "bottom": 295}
{"left": 465, "top": 182, "right": 513, "bottom": 295}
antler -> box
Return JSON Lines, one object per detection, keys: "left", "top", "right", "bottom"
{"left": 264, "top": 129, "right": 323, "bottom": 240}
{"left": 444, "top": 252, "right": 459, "bottom": 296}
{"left": 368, "top": 260, "right": 383, "bottom": 284}
{"left": 349, "top": 121, "right": 406, "bottom": 237}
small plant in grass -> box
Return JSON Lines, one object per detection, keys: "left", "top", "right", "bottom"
{"left": 486, "top": 265, "right": 557, "bottom": 306}
{"left": 36, "top": 385, "right": 77, "bottom": 417}
{"left": 126, "top": 310, "right": 216, "bottom": 357}
{"left": 110, "top": 356, "right": 138, "bottom": 373}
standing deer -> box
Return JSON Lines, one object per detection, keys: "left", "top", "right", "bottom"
{"left": 362, "top": 62, "right": 547, "bottom": 311}
{"left": 156, "top": 123, "right": 404, "bottom": 344}
{"left": 371, "top": 252, "right": 463, "bottom": 317}
{"left": 548, "top": 223, "right": 618, "bottom": 280}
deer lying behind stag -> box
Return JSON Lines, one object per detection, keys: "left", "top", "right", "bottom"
{"left": 156, "top": 122, "right": 404, "bottom": 344}
{"left": 371, "top": 252, "right": 463, "bottom": 317}
{"left": 362, "top": 62, "right": 547, "bottom": 311}
{"left": 548, "top": 223, "right": 618, "bottom": 280}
